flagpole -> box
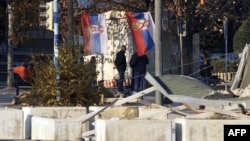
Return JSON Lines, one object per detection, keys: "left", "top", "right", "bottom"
{"left": 155, "top": 0, "right": 163, "bottom": 105}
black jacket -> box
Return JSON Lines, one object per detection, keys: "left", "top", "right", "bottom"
{"left": 115, "top": 50, "right": 127, "bottom": 71}
{"left": 130, "top": 53, "right": 149, "bottom": 73}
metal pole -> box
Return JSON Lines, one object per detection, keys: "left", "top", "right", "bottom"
{"left": 53, "top": 0, "right": 60, "bottom": 101}
{"left": 223, "top": 18, "right": 228, "bottom": 91}
{"left": 155, "top": 0, "right": 163, "bottom": 105}
{"left": 180, "top": 35, "right": 183, "bottom": 75}
{"left": 225, "top": 38, "right": 228, "bottom": 91}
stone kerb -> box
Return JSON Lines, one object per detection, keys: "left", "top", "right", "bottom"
{"left": 31, "top": 116, "right": 82, "bottom": 140}
{"left": 22, "top": 107, "right": 86, "bottom": 139}
{"left": 175, "top": 118, "right": 250, "bottom": 141}
{"left": 0, "top": 109, "right": 24, "bottom": 139}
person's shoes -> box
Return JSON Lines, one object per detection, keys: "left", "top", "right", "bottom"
{"left": 131, "top": 91, "right": 137, "bottom": 95}
{"left": 114, "top": 91, "right": 124, "bottom": 98}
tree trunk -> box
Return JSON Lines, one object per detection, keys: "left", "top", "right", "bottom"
{"left": 67, "top": 0, "right": 74, "bottom": 46}
{"left": 7, "top": 4, "right": 13, "bottom": 87}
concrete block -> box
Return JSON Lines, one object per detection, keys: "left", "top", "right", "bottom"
{"left": 95, "top": 119, "right": 173, "bottom": 141}
{"left": 31, "top": 116, "right": 82, "bottom": 140}
{"left": 22, "top": 107, "right": 86, "bottom": 139}
{"left": 0, "top": 109, "right": 23, "bottom": 139}
{"left": 175, "top": 118, "right": 250, "bottom": 141}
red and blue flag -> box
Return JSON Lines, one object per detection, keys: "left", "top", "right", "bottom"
{"left": 126, "top": 12, "right": 155, "bottom": 56}
{"left": 81, "top": 13, "right": 108, "bottom": 55}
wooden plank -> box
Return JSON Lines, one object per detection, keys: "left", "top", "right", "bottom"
{"left": 77, "top": 99, "right": 118, "bottom": 122}
{"left": 104, "top": 98, "right": 138, "bottom": 103}
{"left": 77, "top": 87, "right": 156, "bottom": 122}
{"left": 185, "top": 112, "right": 215, "bottom": 119}
{"left": 82, "top": 129, "right": 95, "bottom": 137}
{"left": 203, "top": 106, "right": 250, "bottom": 119}
{"left": 136, "top": 104, "right": 191, "bottom": 119}
{"left": 136, "top": 109, "right": 171, "bottom": 119}
{"left": 183, "top": 103, "right": 200, "bottom": 114}
{"left": 112, "top": 87, "right": 156, "bottom": 107}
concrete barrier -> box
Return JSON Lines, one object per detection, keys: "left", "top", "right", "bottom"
{"left": 95, "top": 119, "right": 173, "bottom": 141}
{"left": 0, "top": 109, "right": 23, "bottom": 139}
{"left": 22, "top": 107, "right": 86, "bottom": 139}
{"left": 175, "top": 118, "right": 250, "bottom": 141}
{"left": 31, "top": 116, "right": 82, "bottom": 140}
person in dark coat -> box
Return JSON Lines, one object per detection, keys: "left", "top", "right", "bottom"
{"left": 114, "top": 45, "right": 127, "bottom": 93}
{"left": 129, "top": 52, "right": 149, "bottom": 94}
{"left": 89, "top": 56, "right": 97, "bottom": 87}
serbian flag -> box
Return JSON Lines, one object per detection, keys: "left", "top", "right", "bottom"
{"left": 81, "top": 13, "right": 108, "bottom": 55}
{"left": 126, "top": 12, "right": 155, "bottom": 56}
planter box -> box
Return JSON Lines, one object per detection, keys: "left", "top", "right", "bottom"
{"left": 31, "top": 116, "right": 82, "bottom": 140}
{"left": 175, "top": 118, "right": 250, "bottom": 141}
{"left": 95, "top": 119, "right": 173, "bottom": 141}
{"left": 22, "top": 107, "right": 86, "bottom": 139}
{"left": 0, "top": 109, "right": 23, "bottom": 139}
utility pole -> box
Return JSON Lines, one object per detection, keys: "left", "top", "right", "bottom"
{"left": 53, "top": 0, "right": 60, "bottom": 101}
{"left": 40, "top": 0, "right": 60, "bottom": 101}
{"left": 223, "top": 17, "right": 228, "bottom": 91}
{"left": 155, "top": 0, "right": 163, "bottom": 105}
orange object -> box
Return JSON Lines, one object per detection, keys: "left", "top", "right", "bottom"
{"left": 13, "top": 56, "right": 34, "bottom": 83}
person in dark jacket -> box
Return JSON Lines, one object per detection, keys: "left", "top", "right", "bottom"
{"left": 129, "top": 52, "right": 149, "bottom": 94}
{"left": 114, "top": 45, "right": 127, "bottom": 93}
{"left": 89, "top": 56, "right": 97, "bottom": 87}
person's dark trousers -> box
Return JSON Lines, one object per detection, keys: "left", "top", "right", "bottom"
{"left": 139, "top": 73, "right": 146, "bottom": 91}
{"left": 130, "top": 71, "right": 134, "bottom": 91}
{"left": 133, "top": 72, "right": 140, "bottom": 92}
{"left": 133, "top": 72, "right": 146, "bottom": 92}
{"left": 118, "top": 70, "right": 125, "bottom": 92}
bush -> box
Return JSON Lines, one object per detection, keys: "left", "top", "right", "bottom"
{"left": 22, "top": 45, "right": 109, "bottom": 107}
{"left": 210, "top": 59, "right": 238, "bottom": 73}
{"left": 233, "top": 18, "right": 250, "bottom": 53}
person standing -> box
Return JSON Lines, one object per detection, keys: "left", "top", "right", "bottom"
{"left": 130, "top": 52, "right": 149, "bottom": 94}
{"left": 114, "top": 45, "right": 127, "bottom": 93}
{"left": 88, "top": 56, "right": 97, "bottom": 87}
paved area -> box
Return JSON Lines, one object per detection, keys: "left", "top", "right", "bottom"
{"left": 0, "top": 86, "right": 28, "bottom": 109}
{"left": 0, "top": 74, "right": 246, "bottom": 109}
{"left": 0, "top": 87, "right": 16, "bottom": 107}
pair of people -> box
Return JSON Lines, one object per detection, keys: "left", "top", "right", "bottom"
{"left": 114, "top": 45, "right": 149, "bottom": 94}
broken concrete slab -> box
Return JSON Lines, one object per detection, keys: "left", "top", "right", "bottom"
{"left": 145, "top": 72, "right": 250, "bottom": 109}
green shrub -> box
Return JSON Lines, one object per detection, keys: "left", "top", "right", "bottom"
{"left": 233, "top": 18, "right": 250, "bottom": 53}
{"left": 23, "top": 45, "right": 109, "bottom": 107}
{"left": 210, "top": 59, "right": 238, "bottom": 73}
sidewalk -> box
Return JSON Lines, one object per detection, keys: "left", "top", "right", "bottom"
{"left": 0, "top": 87, "right": 16, "bottom": 107}
{"left": 0, "top": 86, "right": 28, "bottom": 109}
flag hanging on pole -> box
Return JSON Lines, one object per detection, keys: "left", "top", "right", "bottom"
{"left": 126, "top": 12, "right": 155, "bottom": 56}
{"left": 81, "top": 13, "right": 108, "bottom": 55}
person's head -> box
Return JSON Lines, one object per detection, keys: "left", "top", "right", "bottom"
{"left": 121, "top": 45, "right": 126, "bottom": 51}
{"left": 90, "top": 56, "right": 96, "bottom": 63}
